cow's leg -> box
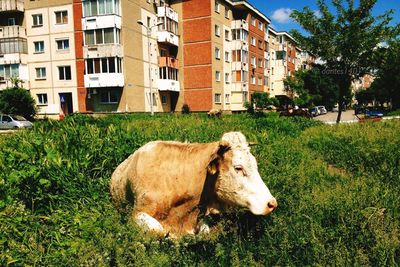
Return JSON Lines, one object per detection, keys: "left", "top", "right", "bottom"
{"left": 134, "top": 212, "right": 165, "bottom": 234}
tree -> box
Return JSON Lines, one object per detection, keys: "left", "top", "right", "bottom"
{"left": 284, "top": 65, "right": 340, "bottom": 109}
{"left": 247, "top": 92, "right": 279, "bottom": 113}
{"left": 291, "top": 0, "right": 397, "bottom": 122}
{"left": 369, "top": 40, "right": 400, "bottom": 109}
{"left": 0, "top": 78, "right": 37, "bottom": 120}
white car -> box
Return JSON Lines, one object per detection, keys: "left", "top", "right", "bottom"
{"left": 316, "top": 106, "right": 327, "bottom": 115}
{"left": 0, "top": 114, "right": 33, "bottom": 129}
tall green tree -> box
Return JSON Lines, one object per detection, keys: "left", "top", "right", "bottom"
{"left": 291, "top": 0, "right": 397, "bottom": 122}
{"left": 284, "top": 65, "right": 340, "bottom": 109}
{"left": 0, "top": 78, "right": 37, "bottom": 120}
{"left": 369, "top": 40, "right": 400, "bottom": 109}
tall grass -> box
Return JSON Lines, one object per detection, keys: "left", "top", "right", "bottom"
{"left": 1, "top": 114, "right": 399, "bottom": 266}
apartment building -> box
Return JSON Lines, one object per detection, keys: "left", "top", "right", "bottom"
{"left": 0, "top": 0, "right": 28, "bottom": 90}
{"left": 1, "top": 0, "right": 313, "bottom": 115}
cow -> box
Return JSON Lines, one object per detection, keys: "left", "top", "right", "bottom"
{"left": 207, "top": 109, "right": 222, "bottom": 118}
{"left": 110, "top": 132, "right": 277, "bottom": 236}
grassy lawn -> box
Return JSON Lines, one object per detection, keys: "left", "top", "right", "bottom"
{"left": 1, "top": 113, "right": 399, "bottom": 266}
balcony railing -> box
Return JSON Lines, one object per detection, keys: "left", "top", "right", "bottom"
{"left": 157, "top": 79, "right": 180, "bottom": 92}
{"left": 0, "top": 0, "right": 24, "bottom": 12}
{"left": 157, "top": 6, "right": 178, "bottom": 22}
{"left": 84, "top": 44, "right": 123, "bottom": 58}
{"left": 231, "top": 20, "right": 248, "bottom": 31}
{"left": 157, "top": 31, "right": 179, "bottom": 47}
{"left": 0, "top": 25, "right": 26, "bottom": 38}
{"left": 158, "top": 56, "right": 179, "bottom": 69}
{"left": 84, "top": 73, "right": 124, "bottom": 88}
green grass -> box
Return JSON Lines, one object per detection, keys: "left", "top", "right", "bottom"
{"left": 1, "top": 113, "right": 399, "bottom": 266}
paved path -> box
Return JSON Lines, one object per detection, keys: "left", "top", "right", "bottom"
{"left": 313, "top": 110, "right": 358, "bottom": 124}
{"left": 314, "top": 110, "right": 400, "bottom": 124}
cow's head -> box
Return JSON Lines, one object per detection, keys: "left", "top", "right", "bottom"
{"left": 208, "top": 132, "right": 277, "bottom": 216}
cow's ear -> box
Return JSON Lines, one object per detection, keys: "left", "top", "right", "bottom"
{"left": 217, "top": 140, "right": 231, "bottom": 157}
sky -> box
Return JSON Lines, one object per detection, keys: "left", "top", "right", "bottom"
{"left": 247, "top": 0, "right": 400, "bottom": 34}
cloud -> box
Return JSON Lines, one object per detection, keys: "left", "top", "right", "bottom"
{"left": 271, "top": 8, "right": 293, "bottom": 24}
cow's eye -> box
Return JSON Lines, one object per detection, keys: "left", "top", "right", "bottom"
{"left": 234, "top": 166, "right": 244, "bottom": 174}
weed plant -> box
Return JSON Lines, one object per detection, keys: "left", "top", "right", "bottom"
{"left": 1, "top": 113, "right": 399, "bottom": 266}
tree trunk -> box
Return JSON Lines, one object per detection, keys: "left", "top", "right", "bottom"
{"left": 336, "top": 95, "right": 344, "bottom": 124}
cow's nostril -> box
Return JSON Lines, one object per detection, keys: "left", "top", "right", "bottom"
{"left": 267, "top": 198, "right": 277, "bottom": 210}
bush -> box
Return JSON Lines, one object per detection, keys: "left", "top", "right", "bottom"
{"left": 181, "top": 104, "right": 191, "bottom": 114}
{"left": 0, "top": 87, "right": 37, "bottom": 120}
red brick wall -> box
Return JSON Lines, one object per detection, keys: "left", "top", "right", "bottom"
{"left": 248, "top": 14, "right": 265, "bottom": 93}
{"left": 182, "top": 0, "right": 212, "bottom": 111}
{"left": 73, "top": 1, "right": 87, "bottom": 112}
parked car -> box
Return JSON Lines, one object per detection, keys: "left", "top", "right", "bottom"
{"left": 332, "top": 104, "right": 339, "bottom": 112}
{"left": 365, "top": 109, "right": 384, "bottom": 118}
{"left": 0, "top": 114, "right": 33, "bottom": 129}
{"left": 316, "top": 106, "right": 327, "bottom": 115}
{"left": 309, "top": 107, "right": 319, "bottom": 117}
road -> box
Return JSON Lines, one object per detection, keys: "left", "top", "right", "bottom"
{"left": 313, "top": 110, "right": 359, "bottom": 124}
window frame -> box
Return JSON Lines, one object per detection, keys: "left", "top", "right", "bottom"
{"left": 58, "top": 65, "right": 72, "bottom": 80}
{"left": 33, "top": 41, "right": 45, "bottom": 53}
{"left": 55, "top": 10, "right": 68, "bottom": 25}
{"left": 215, "top": 71, "right": 221, "bottom": 82}
{"left": 32, "top": 14, "right": 43, "bottom": 27}
{"left": 35, "top": 67, "right": 46, "bottom": 80}
{"left": 214, "top": 93, "right": 222, "bottom": 104}
{"left": 37, "top": 93, "right": 48, "bottom": 105}
{"left": 56, "top": 39, "right": 70, "bottom": 51}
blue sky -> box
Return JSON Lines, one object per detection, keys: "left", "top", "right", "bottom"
{"left": 247, "top": 0, "right": 400, "bottom": 34}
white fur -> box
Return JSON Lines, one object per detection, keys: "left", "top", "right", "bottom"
{"left": 135, "top": 212, "right": 165, "bottom": 233}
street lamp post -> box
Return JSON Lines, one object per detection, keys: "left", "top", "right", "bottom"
{"left": 137, "top": 20, "right": 162, "bottom": 116}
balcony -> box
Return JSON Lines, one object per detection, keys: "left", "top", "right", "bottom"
{"left": 84, "top": 44, "right": 123, "bottom": 58}
{"left": 0, "top": 25, "right": 26, "bottom": 38}
{"left": 0, "top": 0, "right": 24, "bottom": 12}
{"left": 157, "top": 6, "right": 178, "bottom": 23}
{"left": 231, "top": 20, "right": 248, "bottom": 31}
{"left": 84, "top": 73, "right": 124, "bottom": 88}
{"left": 157, "top": 31, "right": 179, "bottom": 47}
{"left": 231, "top": 61, "right": 248, "bottom": 72}
{"left": 157, "top": 79, "right": 180, "bottom": 92}
{"left": 158, "top": 56, "right": 179, "bottom": 69}
{"left": 0, "top": 53, "right": 27, "bottom": 64}
{"left": 82, "top": 15, "right": 121, "bottom": 30}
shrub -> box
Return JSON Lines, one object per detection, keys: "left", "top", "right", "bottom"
{"left": 181, "top": 104, "right": 191, "bottom": 114}
{"left": 0, "top": 87, "right": 37, "bottom": 120}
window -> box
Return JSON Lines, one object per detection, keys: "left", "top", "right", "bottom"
{"left": 224, "top": 51, "right": 229, "bottom": 62}
{"left": 258, "top": 39, "right": 263, "bottom": 49}
{"left": 258, "top": 58, "right": 263, "bottom": 68}
{"left": 100, "top": 90, "right": 120, "bottom": 104}
{"left": 215, "top": 71, "right": 221, "bottom": 82}
{"left": 232, "top": 29, "right": 248, "bottom": 41}
{"left": 224, "top": 29, "right": 230, "bottom": 41}
{"left": 56, "top": 39, "right": 69, "bottom": 50}
{"left": 264, "top": 76, "right": 268, "bottom": 86}
{"left": 161, "top": 95, "right": 167, "bottom": 105}
{"left": 35, "top": 67, "right": 46, "bottom": 79}
{"left": 271, "top": 67, "right": 274, "bottom": 75}
{"left": 215, "top": 47, "right": 220, "bottom": 60}
{"left": 250, "top": 37, "right": 256, "bottom": 46}
{"left": 34, "top": 41, "right": 44, "bottom": 53}
{"left": 37, "top": 94, "right": 48, "bottom": 105}
{"left": 214, "top": 93, "right": 221, "bottom": 103}
{"left": 85, "top": 57, "right": 122, "bottom": 74}
{"left": 264, "top": 59, "right": 268, "bottom": 69}
{"left": 251, "top": 56, "right": 256, "bottom": 66}
{"left": 58, "top": 66, "right": 72, "bottom": 80}
{"left": 0, "top": 64, "right": 19, "bottom": 79}
{"left": 84, "top": 28, "right": 120, "bottom": 45}
{"left": 83, "top": 0, "right": 120, "bottom": 17}
{"left": 251, "top": 75, "right": 255, "bottom": 84}
{"left": 258, "top": 76, "right": 263, "bottom": 85}
{"left": 225, "top": 73, "right": 230, "bottom": 83}
{"left": 158, "top": 16, "right": 179, "bottom": 35}
{"left": 271, "top": 82, "right": 274, "bottom": 90}
{"left": 55, "top": 11, "right": 68, "bottom": 24}
{"left": 214, "top": 0, "right": 220, "bottom": 13}
{"left": 225, "top": 8, "right": 229, "bottom": 19}
{"left": 225, "top": 94, "right": 230, "bottom": 104}
{"left": 32, "top": 14, "right": 43, "bottom": 27}
{"left": 8, "top": 18, "right": 16, "bottom": 26}
{"left": 215, "top": 24, "right": 220, "bottom": 37}
{"left": 251, "top": 16, "right": 256, "bottom": 26}
{"left": 242, "top": 91, "right": 248, "bottom": 102}
{"left": 258, "top": 21, "right": 263, "bottom": 31}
